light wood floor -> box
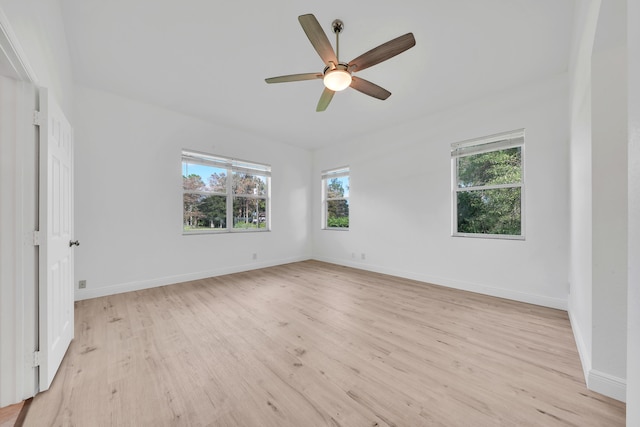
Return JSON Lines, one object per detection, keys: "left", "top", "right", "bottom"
{"left": 24, "top": 261, "right": 625, "bottom": 426}
{"left": 0, "top": 401, "right": 24, "bottom": 427}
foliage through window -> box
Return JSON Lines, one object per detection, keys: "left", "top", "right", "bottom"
{"left": 322, "top": 167, "right": 349, "bottom": 229}
{"left": 182, "top": 150, "right": 270, "bottom": 233}
{"left": 452, "top": 130, "right": 524, "bottom": 239}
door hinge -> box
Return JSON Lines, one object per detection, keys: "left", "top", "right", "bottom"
{"left": 33, "top": 230, "right": 41, "bottom": 246}
{"left": 33, "top": 110, "right": 41, "bottom": 126}
{"left": 33, "top": 351, "right": 41, "bottom": 367}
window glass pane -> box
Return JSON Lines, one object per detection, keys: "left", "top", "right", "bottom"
{"left": 327, "top": 199, "right": 349, "bottom": 228}
{"left": 456, "top": 188, "right": 521, "bottom": 235}
{"left": 208, "top": 171, "right": 227, "bottom": 193}
{"left": 182, "top": 151, "right": 270, "bottom": 233}
{"left": 183, "top": 194, "right": 227, "bottom": 231}
{"left": 183, "top": 162, "right": 227, "bottom": 193}
{"left": 233, "top": 197, "right": 267, "bottom": 229}
{"left": 326, "top": 176, "right": 350, "bottom": 198}
{"left": 233, "top": 172, "right": 268, "bottom": 196}
{"left": 457, "top": 147, "right": 521, "bottom": 188}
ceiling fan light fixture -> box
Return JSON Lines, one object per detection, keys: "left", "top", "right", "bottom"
{"left": 265, "top": 14, "right": 416, "bottom": 110}
{"left": 323, "top": 66, "right": 352, "bottom": 91}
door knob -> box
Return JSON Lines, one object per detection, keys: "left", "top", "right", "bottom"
{"left": 69, "top": 240, "right": 80, "bottom": 247}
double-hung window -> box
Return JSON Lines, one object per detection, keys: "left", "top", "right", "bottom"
{"left": 182, "top": 150, "right": 270, "bottom": 233}
{"left": 322, "top": 167, "right": 349, "bottom": 229}
{"left": 451, "top": 129, "right": 524, "bottom": 239}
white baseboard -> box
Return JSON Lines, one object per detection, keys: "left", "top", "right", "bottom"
{"left": 74, "top": 255, "right": 311, "bottom": 301}
{"left": 567, "top": 302, "right": 592, "bottom": 383}
{"left": 588, "top": 369, "right": 627, "bottom": 402}
{"left": 313, "top": 256, "right": 568, "bottom": 310}
{"left": 567, "top": 299, "right": 627, "bottom": 402}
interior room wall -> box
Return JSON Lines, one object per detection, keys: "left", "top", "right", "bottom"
{"left": 567, "top": 0, "right": 628, "bottom": 401}
{"left": 567, "top": 0, "right": 600, "bottom": 394}
{"left": 0, "top": 0, "right": 74, "bottom": 116}
{"left": 73, "top": 86, "right": 312, "bottom": 300}
{"left": 312, "top": 73, "right": 569, "bottom": 310}
{"left": 591, "top": 41, "right": 627, "bottom": 399}
{"left": 626, "top": 0, "right": 640, "bottom": 420}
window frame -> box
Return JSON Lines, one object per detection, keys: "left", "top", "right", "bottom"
{"left": 451, "top": 129, "right": 525, "bottom": 240}
{"left": 182, "top": 149, "right": 271, "bottom": 234}
{"left": 321, "top": 166, "right": 350, "bottom": 231}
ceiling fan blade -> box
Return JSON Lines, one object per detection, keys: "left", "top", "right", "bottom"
{"left": 348, "top": 33, "right": 416, "bottom": 73}
{"left": 350, "top": 77, "right": 391, "bottom": 100}
{"left": 265, "top": 73, "right": 322, "bottom": 84}
{"left": 316, "top": 87, "right": 335, "bottom": 112}
{"left": 298, "top": 14, "right": 338, "bottom": 66}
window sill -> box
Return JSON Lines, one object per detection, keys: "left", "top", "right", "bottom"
{"left": 452, "top": 232, "right": 524, "bottom": 241}
{"left": 183, "top": 229, "right": 271, "bottom": 235}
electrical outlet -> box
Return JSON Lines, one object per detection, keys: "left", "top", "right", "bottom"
{"left": 361, "top": 253, "right": 366, "bottom": 260}
{"left": 78, "top": 280, "right": 87, "bottom": 289}
{"left": 252, "top": 253, "right": 258, "bottom": 260}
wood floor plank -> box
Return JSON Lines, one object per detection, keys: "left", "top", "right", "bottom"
{"left": 23, "top": 261, "right": 625, "bottom": 426}
{"left": 0, "top": 401, "right": 23, "bottom": 427}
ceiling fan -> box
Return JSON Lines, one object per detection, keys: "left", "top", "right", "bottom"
{"left": 265, "top": 14, "right": 416, "bottom": 112}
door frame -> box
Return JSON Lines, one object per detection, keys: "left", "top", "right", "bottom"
{"left": 0, "top": 7, "right": 39, "bottom": 407}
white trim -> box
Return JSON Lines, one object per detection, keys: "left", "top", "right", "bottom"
{"left": 313, "top": 256, "right": 567, "bottom": 310}
{"left": 0, "top": 78, "right": 38, "bottom": 407}
{"left": 182, "top": 149, "right": 271, "bottom": 233}
{"left": 182, "top": 149, "right": 271, "bottom": 176}
{"left": 451, "top": 128, "right": 525, "bottom": 151}
{"left": 451, "top": 129, "right": 525, "bottom": 240}
{"left": 74, "top": 256, "right": 310, "bottom": 301}
{"left": 453, "top": 232, "right": 525, "bottom": 241}
{"left": 321, "top": 167, "right": 350, "bottom": 230}
{"left": 321, "top": 166, "right": 349, "bottom": 179}
{"left": 0, "top": 7, "right": 38, "bottom": 83}
{"left": 588, "top": 370, "right": 627, "bottom": 403}
{"left": 568, "top": 300, "right": 592, "bottom": 385}
{"left": 0, "top": 9, "right": 38, "bottom": 407}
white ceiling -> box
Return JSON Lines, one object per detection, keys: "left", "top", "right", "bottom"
{"left": 59, "top": 0, "right": 575, "bottom": 150}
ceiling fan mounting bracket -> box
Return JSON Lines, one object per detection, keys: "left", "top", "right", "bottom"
{"left": 331, "top": 19, "right": 344, "bottom": 34}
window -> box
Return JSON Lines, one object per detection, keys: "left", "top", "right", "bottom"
{"left": 322, "top": 167, "right": 349, "bottom": 229}
{"left": 451, "top": 129, "right": 524, "bottom": 239}
{"left": 182, "top": 150, "right": 270, "bottom": 233}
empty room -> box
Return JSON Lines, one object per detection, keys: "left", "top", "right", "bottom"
{"left": 1, "top": 0, "right": 638, "bottom": 426}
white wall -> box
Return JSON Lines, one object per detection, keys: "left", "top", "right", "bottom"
{"left": 568, "top": 0, "right": 628, "bottom": 401}
{"left": 567, "top": 0, "right": 599, "bottom": 383}
{"left": 627, "top": 0, "right": 640, "bottom": 420}
{"left": 312, "top": 74, "right": 569, "bottom": 309}
{"left": 591, "top": 41, "right": 627, "bottom": 395}
{"left": 73, "top": 86, "right": 312, "bottom": 299}
{"left": 0, "top": 0, "right": 74, "bottom": 117}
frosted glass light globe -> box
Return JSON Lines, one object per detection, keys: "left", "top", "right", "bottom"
{"left": 323, "top": 69, "right": 352, "bottom": 91}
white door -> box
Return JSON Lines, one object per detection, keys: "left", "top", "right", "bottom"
{"left": 38, "top": 88, "right": 74, "bottom": 391}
